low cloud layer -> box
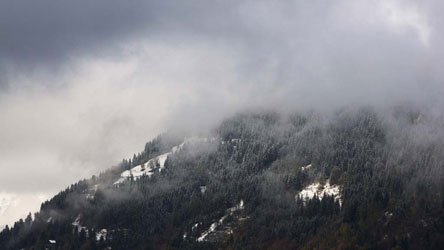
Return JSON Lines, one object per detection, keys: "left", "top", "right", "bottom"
{"left": 1, "top": 0, "right": 444, "bottom": 226}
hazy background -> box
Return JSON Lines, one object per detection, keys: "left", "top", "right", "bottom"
{"left": 1, "top": 0, "right": 443, "bottom": 227}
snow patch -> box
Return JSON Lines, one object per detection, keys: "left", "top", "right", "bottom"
{"left": 72, "top": 215, "right": 81, "bottom": 227}
{"left": 221, "top": 138, "right": 241, "bottom": 145}
{"left": 114, "top": 137, "right": 216, "bottom": 185}
{"left": 96, "top": 229, "right": 107, "bottom": 241}
{"left": 228, "top": 199, "right": 244, "bottom": 213}
{"left": 200, "top": 186, "right": 207, "bottom": 194}
{"left": 297, "top": 180, "right": 341, "bottom": 205}
{"left": 157, "top": 153, "right": 169, "bottom": 172}
{"left": 114, "top": 151, "right": 172, "bottom": 185}
{"left": 72, "top": 214, "right": 88, "bottom": 235}
{"left": 301, "top": 164, "right": 312, "bottom": 171}
{"left": 86, "top": 184, "right": 99, "bottom": 200}
{"left": 197, "top": 200, "right": 244, "bottom": 242}
{"left": 197, "top": 221, "right": 218, "bottom": 242}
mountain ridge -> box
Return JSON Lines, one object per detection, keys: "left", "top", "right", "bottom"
{"left": 1, "top": 107, "right": 443, "bottom": 249}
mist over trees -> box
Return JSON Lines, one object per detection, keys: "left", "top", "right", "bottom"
{"left": 1, "top": 105, "right": 444, "bottom": 249}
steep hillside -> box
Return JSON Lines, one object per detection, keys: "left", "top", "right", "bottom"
{"left": 1, "top": 108, "right": 444, "bottom": 249}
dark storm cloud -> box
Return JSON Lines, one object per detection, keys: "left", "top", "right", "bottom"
{"left": 1, "top": 0, "right": 443, "bottom": 106}
{"left": 0, "top": 0, "right": 238, "bottom": 67}
{"left": 1, "top": 0, "right": 155, "bottom": 63}
{"left": 0, "top": 0, "right": 237, "bottom": 88}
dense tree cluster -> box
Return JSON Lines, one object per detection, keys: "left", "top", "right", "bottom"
{"left": 1, "top": 107, "right": 443, "bottom": 249}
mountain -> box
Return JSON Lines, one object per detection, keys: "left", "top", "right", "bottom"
{"left": 1, "top": 107, "right": 444, "bottom": 249}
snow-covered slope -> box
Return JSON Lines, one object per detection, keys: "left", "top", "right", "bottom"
{"left": 113, "top": 142, "right": 186, "bottom": 185}
{"left": 114, "top": 137, "right": 216, "bottom": 185}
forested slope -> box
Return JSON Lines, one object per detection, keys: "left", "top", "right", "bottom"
{"left": 1, "top": 107, "right": 443, "bottom": 249}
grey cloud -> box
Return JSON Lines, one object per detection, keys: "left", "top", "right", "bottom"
{"left": 1, "top": 0, "right": 442, "bottom": 100}
{"left": 0, "top": 0, "right": 238, "bottom": 77}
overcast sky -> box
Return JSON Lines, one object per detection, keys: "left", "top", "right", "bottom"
{"left": 1, "top": 0, "right": 443, "bottom": 226}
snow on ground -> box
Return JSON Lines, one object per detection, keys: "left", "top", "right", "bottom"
{"left": 72, "top": 214, "right": 81, "bottom": 227}
{"left": 297, "top": 180, "right": 342, "bottom": 204}
{"left": 157, "top": 153, "right": 169, "bottom": 172}
{"left": 72, "top": 214, "right": 88, "bottom": 235}
{"left": 197, "top": 222, "right": 218, "bottom": 242}
{"left": 197, "top": 200, "right": 244, "bottom": 242}
{"left": 114, "top": 137, "right": 216, "bottom": 185}
{"left": 200, "top": 186, "right": 207, "bottom": 194}
{"left": 114, "top": 147, "right": 181, "bottom": 185}
{"left": 228, "top": 200, "right": 244, "bottom": 213}
{"left": 72, "top": 215, "right": 107, "bottom": 241}
{"left": 301, "top": 164, "right": 312, "bottom": 171}
{"left": 86, "top": 184, "right": 99, "bottom": 200}
{"left": 96, "top": 229, "right": 107, "bottom": 241}
{"left": 221, "top": 138, "right": 241, "bottom": 145}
